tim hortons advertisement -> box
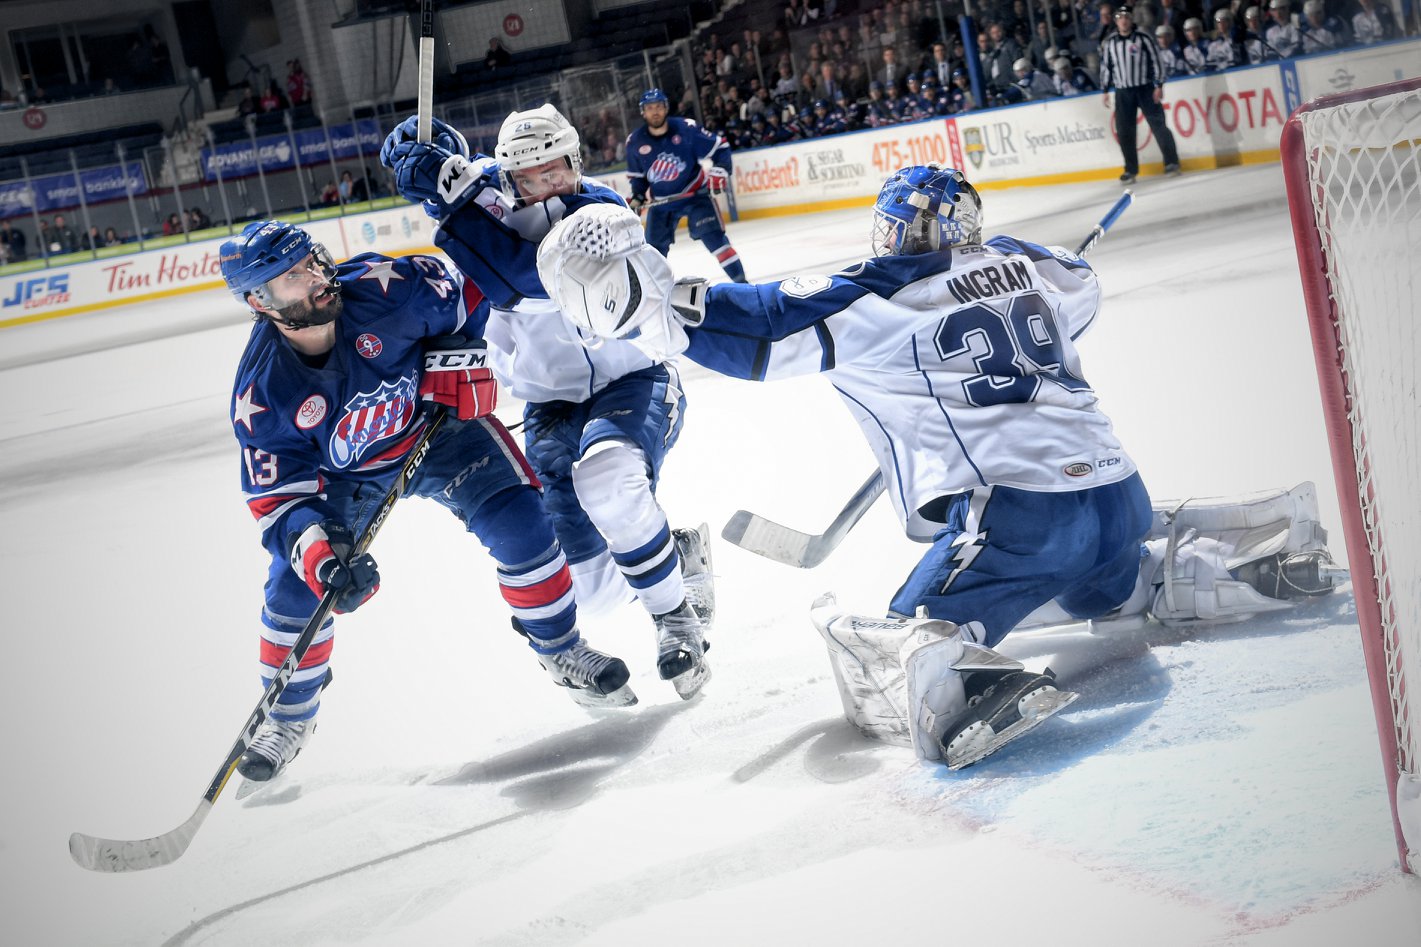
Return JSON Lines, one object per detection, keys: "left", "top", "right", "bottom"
{"left": 0, "top": 208, "right": 437, "bottom": 327}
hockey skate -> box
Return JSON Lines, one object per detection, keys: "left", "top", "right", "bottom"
{"left": 1234, "top": 549, "right": 1345, "bottom": 600}
{"left": 654, "top": 601, "right": 712, "bottom": 699}
{"left": 938, "top": 668, "right": 1078, "bottom": 770}
{"left": 538, "top": 639, "right": 638, "bottom": 709}
{"left": 238, "top": 717, "right": 316, "bottom": 783}
{"left": 674, "top": 522, "right": 716, "bottom": 624}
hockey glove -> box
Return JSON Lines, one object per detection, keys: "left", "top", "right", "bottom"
{"left": 696, "top": 158, "right": 730, "bottom": 196}
{"left": 380, "top": 116, "right": 487, "bottom": 217}
{"left": 420, "top": 340, "right": 498, "bottom": 420}
{"left": 627, "top": 195, "right": 647, "bottom": 214}
{"left": 291, "top": 521, "right": 380, "bottom": 614}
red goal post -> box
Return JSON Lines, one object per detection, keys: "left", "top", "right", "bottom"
{"left": 1280, "top": 77, "right": 1421, "bottom": 874}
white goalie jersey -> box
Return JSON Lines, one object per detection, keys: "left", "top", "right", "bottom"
{"left": 684, "top": 236, "right": 1138, "bottom": 540}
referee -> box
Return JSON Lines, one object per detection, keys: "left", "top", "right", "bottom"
{"left": 1100, "top": 5, "right": 1181, "bottom": 183}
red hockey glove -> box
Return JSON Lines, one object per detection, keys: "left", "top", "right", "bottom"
{"left": 420, "top": 343, "right": 498, "bottom": 420}
{"left": 703, "top": 166, "right": 729, "bottom": 195}
{"left": 290, "top": 521, "right": 380, "bottom": 614}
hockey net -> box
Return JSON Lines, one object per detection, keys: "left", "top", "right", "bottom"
{"left": 1281, "top": 78, "right": 1421, "bottom": 874}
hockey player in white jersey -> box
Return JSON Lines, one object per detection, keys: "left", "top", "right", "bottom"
{"left": 379, "top": 106, "right": 713, "bottom": 699}
{"left": 534, "top": 164, "right": 1340, "bottom": 768}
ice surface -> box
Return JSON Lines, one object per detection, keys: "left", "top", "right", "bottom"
{"left": 2, "top": 164, "right": 1419, "bottom": 946}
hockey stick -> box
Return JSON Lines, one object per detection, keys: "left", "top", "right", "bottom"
{"left": 1074, "top": 189, "right": 1132, "bottom": 257}
{"left": 69, "top": 412, "right": 446, "bottom": 872}
{"left": 415, "top": 0, "right": 435, "bottom": 144}
{"left": 68, "top": 13, "right": 446, "bottom": 874}
{"left": 723, "top": 191, "right": 1135, "bottom": 568}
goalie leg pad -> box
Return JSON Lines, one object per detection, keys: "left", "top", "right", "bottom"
{"left": 1148, "top": 482, "right": 1330, "bottom": 569}
{"left": 811, "top": 594, "right": 921, "bottom": 749}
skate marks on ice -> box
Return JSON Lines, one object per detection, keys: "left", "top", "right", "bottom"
{"left": 159, "top": 810, "right": 528, "bottom": 947}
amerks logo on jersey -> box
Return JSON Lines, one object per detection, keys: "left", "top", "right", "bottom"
{"left": 647, "top": 153, "right": 688, "bottom": 184}
{"left": 329, "top": 376, "right": 417, "bottom": 469}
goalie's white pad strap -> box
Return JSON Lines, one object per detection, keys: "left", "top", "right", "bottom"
{"left": 1149, "top": 482, "right": 1326, "bottom": 570}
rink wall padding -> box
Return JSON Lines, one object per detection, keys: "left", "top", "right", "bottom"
{"left": 3, "top": 39, "right": 1416, "bottom": 328}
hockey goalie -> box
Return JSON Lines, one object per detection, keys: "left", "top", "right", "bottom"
{"left": 531, "top": 168, "right": 1344, "bottom": 770}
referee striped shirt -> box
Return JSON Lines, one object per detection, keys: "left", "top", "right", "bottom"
{"left": 1099, "top": 28, "right": 1168, "bottom": 90}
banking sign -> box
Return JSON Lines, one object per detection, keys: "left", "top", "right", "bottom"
{"left": 199, "top": 120, "right": 384, "bottom": 181}
{"left": 0, "top": 162, "right": 147, "bottom": 217}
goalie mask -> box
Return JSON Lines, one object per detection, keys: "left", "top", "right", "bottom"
{"left": 870, "top": 165, "right": 982, "bottom": 257}
{"left": 220, "top": 220, "right": 341, "bottom": 329}
{"left": 495, "top": 104, "right": 583, "bottom": 206}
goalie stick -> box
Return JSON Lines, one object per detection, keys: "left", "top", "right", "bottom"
{"left": 69, "top": 16, "right": 445, "bottom": 873}
{"left": 723, "top": 190, "right": 1135, "bottom": 568}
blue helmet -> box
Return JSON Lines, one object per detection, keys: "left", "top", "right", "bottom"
{"left": 870, "top": 165, "right": 982, "bottom": 257}
{"left": 639, "top": 88, "right": 669, "bottom": 109}
{"left": 220, "top": 219, "right": 338, "bottom": 315}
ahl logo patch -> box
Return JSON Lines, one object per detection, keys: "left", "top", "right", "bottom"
{"left": 355, "top": 334, "right": 383, "bottom": 358}
{"left": 1064, "top": 462, "right": 1093, "bottom": 477}
{"left": 295, "top": 395, "right": 327, "bottom": 430}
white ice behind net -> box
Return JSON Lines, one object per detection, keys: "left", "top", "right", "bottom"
{"left": 1300, "top": 86, "right": 1421, "bottom": 866}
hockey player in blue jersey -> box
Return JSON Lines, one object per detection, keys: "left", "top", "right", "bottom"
{"left": 221, "top": 219, "right": 637, "bottom": 784}
{"left": 377, "top": 105, "right": 714, "bottom": 700}
{"left": 624, "top": 88, "right": 747, "bottom": 284}
{"left": 535, "top": 165, "right": 1341, "bottom": 769}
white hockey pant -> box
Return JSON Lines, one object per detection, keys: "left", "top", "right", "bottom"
{"left": 571, "top": 439, "right": 685, "bottom": 617}
{"left": 811, "top": 594, "right": 1024, "bottom": 762}
{"left": 1015, "top": 481, "right": 1333, "bottom": 632}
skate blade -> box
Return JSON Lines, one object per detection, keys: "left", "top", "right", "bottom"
{"left": 566, "top": 683, "right": 639, "bottom": 710}
{"left": 670, "top": 659, "right": 711, "bottom": 700}
{"left": 944, "top": 688, "right": 1079, "bottom": 771}
{"left": 234, "top": 770, "right": 288, "bottom": 800}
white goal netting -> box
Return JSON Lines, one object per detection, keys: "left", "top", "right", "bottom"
{"left": 1291, "top": 82, "right": 1421, "bottom": 872}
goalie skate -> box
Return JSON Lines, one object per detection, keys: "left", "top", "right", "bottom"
{"left": 939, "top": 669, "right": 1078, "bottom": 770}
{"left": 654, "top": 601, "right": 712, "bottom": 699}
{"left": 674, "top": 522, "right": 716, "bottom": 624}
{"left": 538, "top": 639, "right": 638, "bottom": 709}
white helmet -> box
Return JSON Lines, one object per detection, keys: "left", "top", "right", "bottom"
{"left": 495, "top": 103, "right": 582, "bottom": 203}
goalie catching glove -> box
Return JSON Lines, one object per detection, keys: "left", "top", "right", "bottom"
{"left": 290, "top": 521, "right": 380, "bottom": 613}
{"left": 535, "top": 203, "right": 708, "bottom": 362}
{"left": 420, "top": 338, "right": 497, "bottom": 420}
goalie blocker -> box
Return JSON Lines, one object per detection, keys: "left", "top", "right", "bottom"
{"left": 814, "top": 482, "right": 1342, "bottom": 767}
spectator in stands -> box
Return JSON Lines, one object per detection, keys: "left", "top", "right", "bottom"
{"left": 260, "top": 81, "right": 289, "bottom": 113}
{"left": 81, "top": 225, "right": 104, "bottom": 251}
{"left": 816, "top": 60, "right": 842, "bottom": 101}
{"left": 188, "top": 206, "right": 212, "bottom": 230}
{"left": 103, "top": 227, "right": 122, "bottom": 247}
{"left": 319, "top": 180, "right": 340, "bottom": 206}
{"left": 1351, "top": 0, "right": 1397, "bottom": 44}
{"left": 485, "top": 37, "right": 512, "bottom": 71}
{"left": 1265, "top": 0, "right": 1303, "bottom": 56}
{"left": 879, "top": 45, "right": 906, "bottom": 87}
{"left": 145, "top": 24, "right": 173, "bottom": 84}
{"left": 927, "top": 41, "right": 955, "bottom": 88}
{"left": 51, "top": 214, "right": 79, "bottom": 254}
{"left": 1301, "top": 0, "right": 1343, "bottom": 51}
{"left": 162, "top": 212, "right": 184, "bottom": 236}
{"left": 1029, "top": 19, "right": 1055, "bottom": 68}
{"left": 985, "top": 21, "right": 1024, "bottom": 94}
{"left": 844, "top": 61, "right": 870, "bottom": 101}
{"left": 126, "top": 35, "right": 157, "bottom": 87}
{"left": 784, "top": 0, "right": 814, "bottom": 29}
{"left": 286, "top": 59, "right": 311, "bottom": 107}
{"left": 0, "top": 219, "right": 26, "bottom": 262}
{"left": 1207, "top": 9, "right": 1245, "bottom": 69}
{"left": 36, "top": 218, "right": 52, "bottom": 257}
{"left": 1052, "top": 0, "right": 1079, "bottom": 47}
{"left": 237, "top": 86, "right": 259, "bottom": 117}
